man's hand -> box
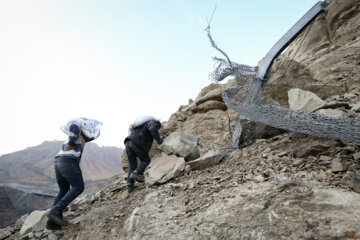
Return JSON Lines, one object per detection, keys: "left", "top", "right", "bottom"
{"left": 158, "top": 138, "right": 163, "bottom": 145}
{"left": 64, "top": 145, "right": 75, "bottom": 151}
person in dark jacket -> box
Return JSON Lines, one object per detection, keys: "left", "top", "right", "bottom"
{"left": 124, "top": 119, "right": 162, "bottom": 193}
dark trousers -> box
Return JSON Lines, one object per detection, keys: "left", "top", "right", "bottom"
{"left": 53, "top": 160, "right": 85, "bottom": 210}
{"left": 125, "top": 140, "right": 151, "bottom": 185}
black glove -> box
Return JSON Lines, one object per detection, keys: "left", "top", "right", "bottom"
{"left": 158, "top": 138, "right": 163, "bottom": 145}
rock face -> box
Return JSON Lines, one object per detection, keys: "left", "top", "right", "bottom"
{"left": 121, "top": 81, "right": 237, "bottom": 171}
{"left": 264, "top": 0, "right": 360, "bottom": 107}
{"left": 163, "top": 80, "right": 239, "bottom": 154}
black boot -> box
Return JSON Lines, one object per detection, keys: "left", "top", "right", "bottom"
{"left": 127, "top": 184, "right": 135, "bottom": 193}
{"left": 47, "top": 205, "right": 68, "bottom": 226}
{"left": 45, "top": 219, "right": 62, "bottom": 230}
{"left": 130, "top": 172, "right": 144, "bottom": 183}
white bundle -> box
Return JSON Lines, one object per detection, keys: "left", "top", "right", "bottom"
{"left": 128, "top": 115, "right": 159, "bottom": 133}
{"left": 61, "top": 117, "right": 102, "bottom": 139}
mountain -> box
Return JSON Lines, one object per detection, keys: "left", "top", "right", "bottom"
{"left": 0, "top": 141, "right": 123, "bottom": 187}
{"left": 0, "top": 141, "right": 123, "bottom": 228}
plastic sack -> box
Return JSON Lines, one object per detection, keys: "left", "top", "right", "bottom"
{"left": 61, "top": 117, "right": 102, "bottom": 139}
{"left": 128, "top": 115, "right": 159, "bottom": 133}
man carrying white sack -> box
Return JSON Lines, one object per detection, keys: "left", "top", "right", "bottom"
{"left": 46, "top": 117, "right": 102, "bottom": 229}
{"left": 124, "top": 115, "right": 163, "bottom": 193}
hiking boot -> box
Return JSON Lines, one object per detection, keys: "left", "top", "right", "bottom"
{"left": 127, "top": 184, "right": 135, "bottom": 193}
{"left": 47, "top": 205, "right": 69, "bottom": 226}
{"left": 45, "top": 219, "right": 62, "bottom": 230}
{"left": 130, "top": 172, "right": 144, "bottom": 183}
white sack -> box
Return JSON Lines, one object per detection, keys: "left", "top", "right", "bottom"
{"left": 129, "top": 115, "right": 159, "bottom": 133}
{"left": 61, "top": 118, "right": 102, "bottom": 139}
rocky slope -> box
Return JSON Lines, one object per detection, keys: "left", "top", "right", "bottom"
{"left": 4, "top": 133, "right": 360, "bottom": 240}
{"left": 1, "top": 0, "right": 360, "bottom": 239}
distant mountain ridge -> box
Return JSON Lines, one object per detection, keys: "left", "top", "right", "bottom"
{"left": 0, "top": 141, "right": 123, "bottom": 187}
{"left": 0, "top": 141, "right": 123, "bottom": 228}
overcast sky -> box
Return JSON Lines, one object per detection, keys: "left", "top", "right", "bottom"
{"left": 0, "top": 0, "right": 320, "bottom": 155}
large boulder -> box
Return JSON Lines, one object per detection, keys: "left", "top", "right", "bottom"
{"left": 288, "top": 88, "right": 325, "bottom": 112}
{"left": 144, "top": 154, "right": 185, "bottom": 186}
{"left": 19, "top": 210, "right": 48, "bottom": 235}
{"left": 159, "top": 132, "right": 200, "bottom": 161}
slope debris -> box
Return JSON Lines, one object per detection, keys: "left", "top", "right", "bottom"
{"left": 3, "top": 133, "right": 360, "bottom": 240}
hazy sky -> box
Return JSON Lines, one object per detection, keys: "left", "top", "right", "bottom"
{"left": 0, "top": 0, "right": 320, "bottom": 155}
